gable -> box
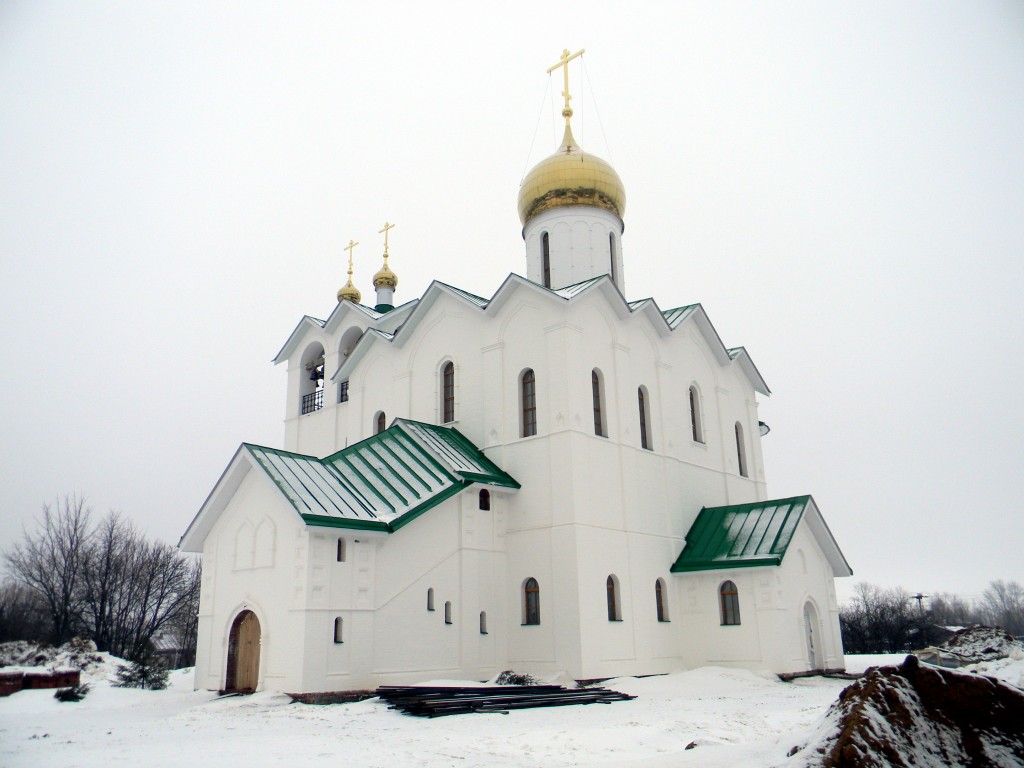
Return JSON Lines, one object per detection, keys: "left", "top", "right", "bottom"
{"left": 670, "top": 495, "right": 852, "bottom": 577}
{"left": 332, "top": 273, "right": 770, "bottom": 395}
{"left": 179, "top": 419, "right": 519, "bottom": 551}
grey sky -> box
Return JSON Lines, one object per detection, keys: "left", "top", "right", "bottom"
{"left": 2, "top": 2, "right": 1022, "bottom": 604}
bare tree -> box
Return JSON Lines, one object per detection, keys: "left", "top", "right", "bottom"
{"left": 3, "top": 497, "right": 91, "bottom": 644}
{"left": 929, "top": 592, "right": 980, "bottom": 628}
{"left": 0, "top": 580, "right": 50, "bottom": 642}
{"left": 840, "top": 582, "right": 921, "bottom": 653}
{"left": 162, "top": 557, "right": 200, "bottom": 667}
{"left": 80, "top": 512, "right": 143, "bottom": 654}
{"left": 980, "top": 580, "right": 1024, "bottom": 636}
{"left": 4, "top": 500, "right": 201, "bottom": 663}
{"left": 84, "top": 522, "right": 194, "bottom": 661}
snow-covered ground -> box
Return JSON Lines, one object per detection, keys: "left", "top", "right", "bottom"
{"left": 3, "top": 654, "right": 1019, "bottom": 768}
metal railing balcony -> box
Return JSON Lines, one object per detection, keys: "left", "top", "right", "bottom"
{"left": 301, "top": 388, "right": 324, "bottom": 415}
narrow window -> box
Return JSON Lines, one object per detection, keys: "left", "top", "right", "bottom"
{"left": 523, "top": 577, "right": 540, "bottom": 625}
{"left": 442, "top": 362, "right": 455, "bottom": 423}
{"left": 592, "top": 369, "right": 606, "bottom": 437}
{"left": 735, "top": 422, "right": 748, "bottom": 477}
{"left": 720, "top": 580, "right": 741, "bottom": 625}
{"left": 689, "top": 385, "right": 704, "bottom": 443}
{"left": 542, "top": 232, "right": 551, "bottom": 288}
{"left": 608, "top": 233, "right": 617, "bottom": 287}
{"left": 444, "top": 601, "right": 453, "bottom": 625}
{"left": 375, "top": 411, "right": 386, "bottom": 434}
{"left": 606, "top": 575, "right": 621, "bottom": 621}
{"left": 333, "top": 616, "right": 343, "bottom": 643}
{"left": 336, "top": 538, "right": 346, "bottom": 563}
{"left": 478, "top": 489, "right": 491, "bottom": 511}
{"left": 638, "top": 386, "right": 652, "bottom": 450}
{"left": 655, "top": 578, "right": 669, "bottom": 622}
{"left": 521, "top": 369, "right": 537, "bottom": 437}
{"left": 427, "top": 587, "right": 435, "bottom": 611}
{"left": 479, "top": 611, "right": 488, "bottom": 635}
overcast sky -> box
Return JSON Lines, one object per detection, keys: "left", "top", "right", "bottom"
{"left": 2, "top": 2, "right": 1022, "bottom": 605}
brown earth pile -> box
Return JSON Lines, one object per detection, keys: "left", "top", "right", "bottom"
{"left": 804, "top": 654, "right": 1024, "bottom": 767}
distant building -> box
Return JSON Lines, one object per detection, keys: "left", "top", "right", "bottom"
{"left": 180, "top": 53, "right": 851, "bottom": 693}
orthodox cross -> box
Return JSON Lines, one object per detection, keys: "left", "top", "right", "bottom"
{"left": 379, "top": 221, "right": 395, "bottom": 260}
{"left": 546, "top": 48, "right": 585, "bottom": 122}
{"left": 344, "top": 238, "right": 358, "bottom": 278}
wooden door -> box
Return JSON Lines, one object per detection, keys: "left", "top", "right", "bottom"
{"left": 226, "top": 610, "right": 261, "bottom": 691}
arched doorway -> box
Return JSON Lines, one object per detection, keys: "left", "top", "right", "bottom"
{"left": 226, "top": 610, "right": 261, "bottom": 691}
{"left": 803, "top": 601, "right": 822, "bottom": 670}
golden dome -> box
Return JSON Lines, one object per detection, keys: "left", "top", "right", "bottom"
{"left": 337, "top": 278, "right": 361, "bottom": 304}
{"left": 373, "top": 261, "right": 397, "bottom": 289}
{"left": 517, "top": 123, "right": 626, "bottom": 226}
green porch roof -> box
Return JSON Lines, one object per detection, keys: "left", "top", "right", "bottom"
{"left": 670, "top": 496, "right": 811, "bottom": 572}
{"left": 245, "top": 419, "right": 518, "bottom": 534}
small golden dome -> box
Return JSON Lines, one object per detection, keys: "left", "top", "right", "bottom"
{"left": 373, "top": 263, "right": 397, "bottom": 289}
{"left": 517, "top": 123, "right": 626, "bottom": 226}
{"left": 337, "top": 278, "right": 361, "bottom": 304}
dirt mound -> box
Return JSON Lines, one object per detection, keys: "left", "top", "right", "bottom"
{"left": 939, "top": 626, "right": 1022, "bottom": 662}
{"left": 797, "top": 655, "right": 1024, "bottom": 767}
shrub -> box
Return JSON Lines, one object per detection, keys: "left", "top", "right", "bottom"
{"left": 54, "top": 683, "right": 90, "bottom": 702}
{"left": 114, "top": 650, "right": 168, "bottom": 690}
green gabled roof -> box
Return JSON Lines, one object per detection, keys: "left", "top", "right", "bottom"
{"left": 670, "top": 496, "right": 811, "bottom": 573}
{"left": 245, "top": 419, "right": 518, "bottom": 534}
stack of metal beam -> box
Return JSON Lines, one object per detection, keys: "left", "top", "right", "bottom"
{"left": 377, "top": 684, "right": 636, "bottom": 718}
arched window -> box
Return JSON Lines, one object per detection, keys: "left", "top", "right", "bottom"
{"left": 337, "top": 327, "right": 362, "bottom": 404}
{"left": 333, "top": 617, "right": 344, "bottom": 643}
{"left": 521, "top": 369, "right": 537, "bottom": 437}
{"left": 336, "top": 538, "right": 346, "bottom": 563}
{"left": 689, "top": 385, "right": 704, "bottom": 443}
{"left": 542, "top": 232, "right": 551, "bottom": 288}
{"left": 444, "top": 601, "right": 453, "bottom": 625}
{"left": 655, "top": 578, "right": 669, "bottom": 622}
{"left": 608, "top": 233, "right": 617, "bottom": 288}
{"left": 479, "top": 611, "right": 488, "bottom": 635}
{"left": 592, "top": 369, "right": 606, "bottom": 437}
{"left": 606, "top": 575, "right": 622, "bottom": 621}
{"left": 638, "top": 386, "right": 652, "bottom": 450}
{"left": 720, "top": 580, "right": 741, "bottom": 625}
{"left": 375, "top": 411, "right": 386, "bottom": 434}
{"left": 427, "top": 587, "right": 435, "bottom": 611}
{"left": 735, "top": 422, "right": 748, "bottom": 477}
{"left": 441, "top": 361, "right": 455, "bottom": 423}
{"left": 300, "top": 342, "right": 326, "bottom": 415}
{"left": 478, "top": 489, "right": 491, "bottom": 510}
{"left": 523, "top": 577, "right": 540, "bottom": 625}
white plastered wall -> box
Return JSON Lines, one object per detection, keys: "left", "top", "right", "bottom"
{"left": 194, "top": 470, "right": 307, "bottom": 692}
{"left": 211, "top": 272, "right": 845, "bottom": 691}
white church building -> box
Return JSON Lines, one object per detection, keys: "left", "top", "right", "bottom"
{"left": 180, "top": 52, "right": 852, "bottom": 694}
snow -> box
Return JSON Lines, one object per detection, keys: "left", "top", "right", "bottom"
{"left": 1, "top": 654, "right": 1015, "bottom": 768}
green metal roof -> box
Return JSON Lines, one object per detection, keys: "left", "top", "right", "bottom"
{"left": 245, "top": 419, "right": 518, "bottom": 534}
{"left": 670, "top": 496, "right": 811, "bottom": 572}
{"left": 662, "top": 304, "right": 699, "bottom": 329}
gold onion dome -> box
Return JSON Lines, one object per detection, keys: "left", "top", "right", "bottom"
{"left": 373, "top": 262, "right": 397, "bottom": 289}
{"left": 337, "top": 278, "right": 361, "bottom": 304}
{"left": 517, "top": 123, "right": 626, "bottom": 227}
